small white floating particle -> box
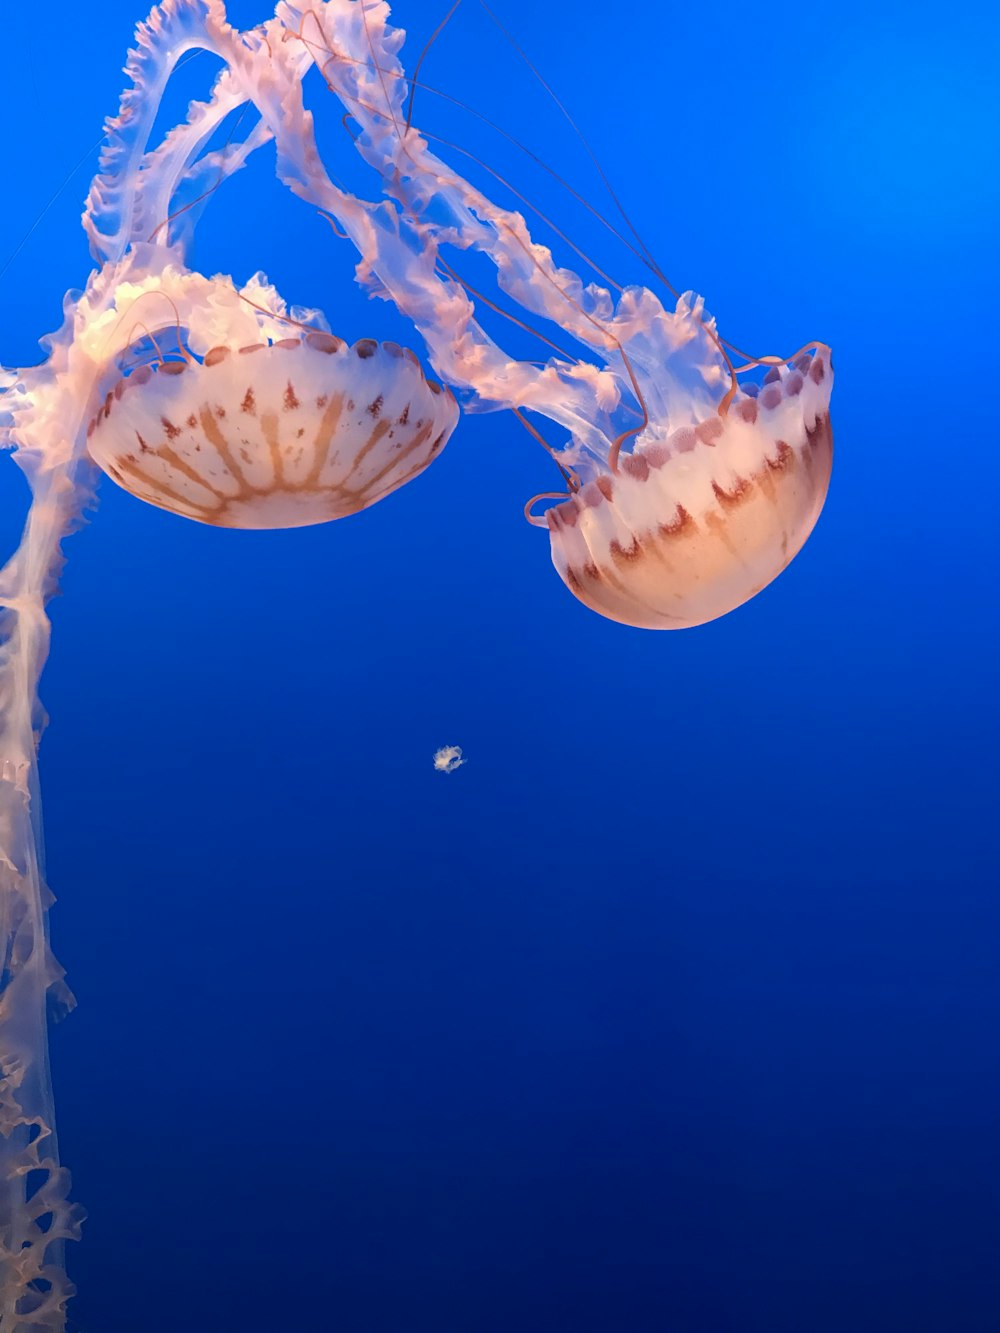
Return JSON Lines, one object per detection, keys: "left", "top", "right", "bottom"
{"left": 433, "top": 745, "right": 465, "bottom": 774}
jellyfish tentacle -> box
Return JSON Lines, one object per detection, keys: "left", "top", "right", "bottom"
{"left": 83, "top": 0, "right": 294, "bottom": 267}
{"left": 84, "top": 0, "right": 221, "bottom": 264}
{"left": 319, "top": 35, "right": 661, "bottom": 292}
{"left": 0, "top": 757, "right": 86, "bottom": 1330}
{"left": 274, "top": 1, "right": 731, "bottom": 474}
{"left": 231, "top": 3, "right": 619, "bottom": 469}
{"left": 205, "top": 5, "right": 610, "bottom": 471}
{"left": 0, "top": 301, "right": 95, "bottom": 1325}
{"left": 268, "top": 1, "right": 832, "bottom": 626}
{"left": 404, "top": 0, "right": 464, "bottom": 133}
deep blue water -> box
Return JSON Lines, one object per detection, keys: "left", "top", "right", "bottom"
{"left": 1, "top": 2, "right": 998, "bottom": 1330}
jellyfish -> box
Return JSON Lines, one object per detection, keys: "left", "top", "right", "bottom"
{"left": 0, "top": 0, "right": 832, "bottom": 1321}
{"left": 433, "top": 745, "right": 465, "bottom": 774}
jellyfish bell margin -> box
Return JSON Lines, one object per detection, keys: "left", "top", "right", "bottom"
{"left": 86, "top": 287, "right": 458, "bottom": 531}
{"left": 542, "top": 347, "right": 834, "bottom": 629}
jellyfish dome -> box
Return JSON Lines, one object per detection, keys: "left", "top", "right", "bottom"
{"left": 84, "top": 272, "right": 457, "bottom": 530}
{"left": 88, "top": 331, "right": 456, "bottom": 529}
{"left": 546, "top": 350, "right": 833, "bottom": 629}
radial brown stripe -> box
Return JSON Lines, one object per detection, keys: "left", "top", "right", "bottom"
{"left": 348, "top": 419, "right": 436, "bottom": 496}
{"left": 342, "top": 418, "right": 394, "bottom": 478}
{"left": 259, "top": 411, "right": 284, "bottom": 487}
{"left": 153, "top": 443, "right": 230, "bottom": 500}
{"left": 605, "top": 555, "right": 691, "bottom": 622}
{"left": 629, "top": 527, "right": 679, "bottom": 581}
{"left": 576, "top": 529, "right": 685, "bottom": 623}
{"left": 638, "top": 525, "right": 683, "bottom": 580}
{"left": 754, "top": 463, "right": 781, "bottom": 507}
{"left": 575, "top": 555, "right": 678, "bottom": 624}
{"left": 114, "top": 456, "right": 220, "bottom": 518}
{"left": 199, "top": 407, "right": 254, "bottom": 491}
{"left": 642, "top": 517, "right": 698, "bottom": 575}
{"left": 339, "top": 424, "right": 432, "bottom": 503}
{"left": 304, "top": 392, "right": 347, "bottom": 485}
{"left": 703, "top": 507, "right": 754, "bottom": 568}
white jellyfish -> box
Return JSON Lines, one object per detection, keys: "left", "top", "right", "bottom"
{"left": 433, "top": 745, "right": 465, "bottom": 774}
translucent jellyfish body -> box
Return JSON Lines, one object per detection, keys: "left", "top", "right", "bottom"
{"left": 546, "top": 350, "right": 833, "bottom": 629}
{"left": 88, "top": 331, "right": 457, "bottom": 529}
{"left": 433, "top": 745, "right": 465, "bottom": 774}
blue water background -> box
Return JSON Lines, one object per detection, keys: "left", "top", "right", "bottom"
{"left": 1, "top": 1, "right": 998, "bottom": 1329}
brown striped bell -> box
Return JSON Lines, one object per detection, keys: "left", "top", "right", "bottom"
{"left": 86, "top": 332, "right": 458, "bottom": 528}
{"left": 546, "top": 348, "right": 834, "bottom": 629}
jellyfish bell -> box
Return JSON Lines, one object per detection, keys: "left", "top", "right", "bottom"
{"left": 85, "top": 272, "right": 458, "bottom": 530}
{"left": 87, "top": 328, "right": 457, "bottom": 529}
{"left": 543, "top": 347, "right": 833, "bottom": 629}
